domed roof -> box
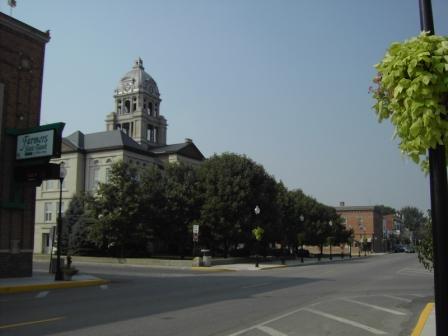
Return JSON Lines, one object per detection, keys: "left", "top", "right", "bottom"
{"left": 115, "top": 58, "right": 160, "bottom": 97}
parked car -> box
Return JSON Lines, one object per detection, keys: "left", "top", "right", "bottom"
{"left": 404, "top": 245, "right": 416, "bottom": 253}
{"left": 394, "top": 245, "right": 405, "bottom": 253}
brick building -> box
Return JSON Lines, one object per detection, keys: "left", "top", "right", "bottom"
{"left": 0, "top": 13, "right": 50, "bottom": 277}
{"left": 335, "top": 203, "right": 384, "bottom": 253}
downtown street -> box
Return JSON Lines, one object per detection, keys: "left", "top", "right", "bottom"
{"left": 0, "top": 254, "right": 433, "bottom": 336}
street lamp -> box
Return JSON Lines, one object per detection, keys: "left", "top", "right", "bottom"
{"left": 55, "top": 164, "right": 67, "bottom": 281}
{"left": 254, "top": 205, "right": 261, "bottom": 268}
{"left": 299, "top": 215, "right": 305, "bottom": 263}
{"left": 348, "top": 225, "right": 352, "bottom": 259}
{"left": 328, "top": 220, "right": 333, "bottom": 260}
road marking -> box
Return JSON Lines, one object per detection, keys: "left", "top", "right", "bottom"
{"left": 0, "top": 316, "right": 65, "bottom": 330}
{"left": 381, "top": 294, "right": 412, "bottom": 303}
{"left": 100, "top": 284, "right": 108, "bottom": 290}
{"left": 227, "top": 306, "right": 308, "bottom": 335}
{"left": 35, "top": 291, "right": 49, "bottom": 299}
{"left": 411, "top": 302, "right": 434, "bottom": 336}
{"left": 397, "top": 268, "right": 432, "bottom": 277}
{"left": 409, "top": 294, "right": 425, "bottom": 298}
{"left": 341, "top": 298, "right": 406, "bottom": 316}
{"left": 256, "top": 325, "right": 288, "bottom": 336}
{"left": 303, "top": 308, "right": 387, "bottom": 335}
{"left": 242, "top": 282, "right": 270, "bottom": 289}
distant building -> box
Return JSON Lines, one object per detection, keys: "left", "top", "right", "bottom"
{"left": 335, "top": 203, "right": 384, "bottom": 253}
{"left": 34, "top": 59, "right": 204, "bottom": 254}
{"left": 0, "top": 13, "right": 50, "bottom": 277}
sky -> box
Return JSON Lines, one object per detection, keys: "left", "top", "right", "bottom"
{"left": 4, "top": 0, "right": 448, "bottom": 212}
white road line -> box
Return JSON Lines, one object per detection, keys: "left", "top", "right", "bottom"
{"left": 256, "top": 325, "right": 288, "bottom": 336}
{"left": 397, "top": 268, "right": 432, "bottom": 276}
{"left": 100, "top": 284, "right": 109, "bottom": 290}
{"left": 381, "top": 294, "right": 412, "bottom": 303}
{"left": 341, "top": 298, "right": 406, "bottom": 316}
{"left": 303, "top": 308, "right": 387, "bottom": 335}
{"left": 35, "top": 291, "right": 49, "bottom": 299}
{"left": 242, "top": 282, "right": 270, "bottom": 289}
{"left": 409, "top": 294, "right": 425, "bottom": 298}
{"left": 227, "top": 306, "right": 307, "bottom": 336}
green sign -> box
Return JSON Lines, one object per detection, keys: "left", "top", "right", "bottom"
{"left": 16, "top": 129, "right": 55, "bottom": 160}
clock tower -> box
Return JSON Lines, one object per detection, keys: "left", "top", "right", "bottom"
{"left": 105, "top": 58, "right": 167, "bottom": 146}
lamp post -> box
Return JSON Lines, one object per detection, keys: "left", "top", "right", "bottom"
{"left": 254, "top": 205, "right": 261, "bottom": 268}
{"left": 299, "top": 214, "right": 305, "bottom": 263}
{"left": 54, "top": 164, "right": 66, "bottom": 281}
{"left": 328, "top": 220, "right": 333, "bottom": 260}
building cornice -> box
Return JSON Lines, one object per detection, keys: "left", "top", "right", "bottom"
{"left": 0, "top": 12, "right": 50, "bottom": 43}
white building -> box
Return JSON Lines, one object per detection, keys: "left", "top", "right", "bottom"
{"left": 34, "top": 59, "right": 204, "bottom": 254}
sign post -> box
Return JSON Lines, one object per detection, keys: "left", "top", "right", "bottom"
{"left": 192, "top": 225, "right": 199, "bottom": 258}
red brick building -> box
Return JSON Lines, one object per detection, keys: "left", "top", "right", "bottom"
{"left": 335, "top": 203, "right": 384, "bottom": 252}
{"left": 0, "top": 13, "right": 50, "bottom": 277}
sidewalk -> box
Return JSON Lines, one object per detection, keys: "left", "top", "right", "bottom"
{"left": 193, "top": 254, "right": 369, "bottom": 271}
{"left": 412, "top": 303, "right": 435, "bottom": 336}
{"left": 0, "top": 273, "right": 109, "bottom": 294}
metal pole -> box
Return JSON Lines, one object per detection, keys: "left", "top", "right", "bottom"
{"left": 419, "top": 1, "right": 448, "bottom": 334}
{"left": 329, "top": 242, "right": 332, "bottom": 260}
{"left": 55, "top": 178, "right": 63, "bottom": 281}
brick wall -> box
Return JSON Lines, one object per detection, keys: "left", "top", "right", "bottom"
{"left": 0, "top": 13, "right": 49, "bottom": 277}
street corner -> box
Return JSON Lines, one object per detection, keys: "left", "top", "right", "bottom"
{"left": 0, "top": 277, "right": 110, "bottom": 295}
{"left": 411, "top": 302, "right": 435, "bottom": 336}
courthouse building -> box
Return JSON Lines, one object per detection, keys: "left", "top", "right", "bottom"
{"left": 34, "top": 59, "right": 204, "bottom": 254}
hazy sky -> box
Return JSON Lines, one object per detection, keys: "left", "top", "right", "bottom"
{"left": 6, "top": 0, "right": 448, "bottom": 211}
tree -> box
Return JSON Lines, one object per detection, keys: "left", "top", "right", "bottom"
{"left": 417, "top": 217, "right": 433, "bottom": 271}
{"left": 162, "top": 163, "right": 201, "bottom": 258}
{"left": 399, "top": 206, "right": 426, "bottom": 242}
{"left": 197, "top": 153, "right": 277, "bottom": 257}
{"left": 88, "top": 161, "right": 145, "bottom": 257}
{"left": 374, "top": 205, "right": 396, "bottom": 216}
{"left": 61, "top": 192, "right": 96, "bottom": 255}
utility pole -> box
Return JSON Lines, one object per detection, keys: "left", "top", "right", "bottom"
{"left": 419, "top": 1, "right": 448, "bottom": 334}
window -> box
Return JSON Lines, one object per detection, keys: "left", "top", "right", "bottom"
{"left": 45, "top": 180, "right": 56, "bottom": 190}
{"left": 105, "top": 167, "right": 111, "bottom": 183}
{"left": 44, "top": 202, "right": 53, "bottom": 222}
{"left": 93, "top": 167, "right": 100, "bottom": 189}
{"left": 56, "top": 201, "right": 65, "bottom": 216}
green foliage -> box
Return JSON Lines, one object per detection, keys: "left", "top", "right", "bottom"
{"left": 61, "top": 192, "right": 96, "bottom": 255}
{"left": 252, "top": 226, "right": 264, "bottom": 241}
{"left": 399, "top": 206, "right": 426, "bottom": 241}
{"left": 88, "top": 161, "right": 145, "bottom": 257}
{"left": 197, "top": 152, "right": 277, "bottom": 256}
{"left": 371, "top": 32, "right": 448, "bottom": 170}
{"left": 417, "top": 219, "right": 433, "bottom": 271}
{"left": 374, "top": 205, "right": 396, "bottom": 216}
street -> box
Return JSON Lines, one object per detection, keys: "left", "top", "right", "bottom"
{"left": 0, "top": 254, "right": 433, "bottom": 336}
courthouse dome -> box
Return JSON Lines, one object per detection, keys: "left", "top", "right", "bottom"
{"left": 115, "top": 58, "right": 160, "bottom": 97}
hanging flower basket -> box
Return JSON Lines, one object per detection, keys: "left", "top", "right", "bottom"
{"left": 370, "top": 32, "right": 448, "bottom": 170}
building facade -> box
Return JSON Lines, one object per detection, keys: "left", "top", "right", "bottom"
{"left": 0, "top": 13, "right": 50, "bottom": 277}
{"left": 34, "top": 59, "right": 204, "bottom": 254}
{"left": 335, "top": 204, "right": 384, "bottom": 253}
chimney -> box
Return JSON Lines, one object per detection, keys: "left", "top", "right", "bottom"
{"left": 339, "top": 201, "right": 345, "bottom": 207}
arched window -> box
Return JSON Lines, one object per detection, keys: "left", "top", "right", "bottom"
{"left": 124, "top": 100, "right": 130, "bottom": 113}
{"left": 148, "top": 102, "right": 153, "bottom": 116}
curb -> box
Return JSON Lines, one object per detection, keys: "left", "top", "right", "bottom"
{"left": 411, "top": 302, "right": 434, "bottom": 336}
{"left": 191, "top": 267, "right": 235, "bottom": 272}
{"left": 0, "top": 279, "right": 110, "bottom": 294}
{"left": 260, "top": 265, "right": 288, "bottom": 270}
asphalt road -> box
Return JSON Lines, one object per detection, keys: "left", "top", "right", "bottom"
{"left": 0, "top": 254, "right": 433, "bottom": 336}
